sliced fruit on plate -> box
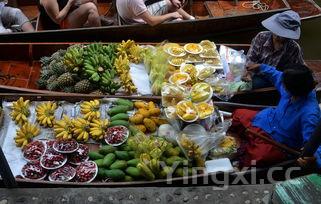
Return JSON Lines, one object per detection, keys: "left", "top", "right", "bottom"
{"left": 199, "top": 40, "right": 216, "bottom": 50}
{"left": 169, "top": 72, "right": 190, "bottom": 85}
{"left": 48, "top": 164, "right": 76, "bottom": 182}
{"left": 184, "top": 43, "right": 203, "bottom": 54}
{"left": 204, "top": 58, "right": 222, "bottom": 66}
{"left": 104, "top": 125, "right": 129, "bottom": 146}
{"left": 191, "top": 82, "right": 213, "bottom": 103}
{"left": 21, "top": 162, "right": 47, "bottom": 180}
{"left": 68, "top": 144, "right": 89, "bottom": 165}
{"left": 22, "top": 140, "right": 46, "bottom": 162}
{"left": 168, "top": 57, "right": 185, "bottom": 67}
{"left": 197, "top": 66, "right": 216, "bottom": 80}
{"left": 163, "top": 43, "right": 180, "bottom": 52}
{"left": 195, "top": 102, "right": 215, "bottom": 119}
{"left": 176, "top": 100, "right": 199, "bottom": 122}
{"left": 167, "top": 47, "right": 186, "bottom": 57}
{"left": 53, "top": 139, "right": 79, "bottom": 153}
{"left": 40, "top": 149, "right": 67, "bottom": 170}
{"left": 180, "top": 64, "right": 198, "bottom": 77}
{"left": 74, "top": 161, "right": 97, "bottom": 183}
{"left": 200, "top": 49, "right": 219, "bottom": 58}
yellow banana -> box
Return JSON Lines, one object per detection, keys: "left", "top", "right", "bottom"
{"left": 36, "top": 102, "right": 57, "bottom": 128}
{"left": 14, "top": 122, "right": 40, "bottom": 148}
{"left": 10, "top": 97, "right": 30, "bottom": 126}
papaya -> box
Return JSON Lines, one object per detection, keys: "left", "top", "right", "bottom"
{"left": 148, "top": 101, "right": 156, "bottom": 110}
{"left": 88, "top": 151, "right": 104, "bottom": 160}
{"left": 105, "top": 169, "right": 125, "bottom": 181}
{"left": 111, "top": 113, "right": 129, "bottom": 121}
{"left": 109, "top": 120, "right": 129, "bottom": 127}
{"left": 138, "top": 108, "right": 150, "bottom": 118}
{"left": 125, "top": 167, "right": 141, "bottom": 178}
{"left": 123, "top": 175, "right": 134, "bottom": 182}
{"left": 108, "top": 105, "right": 130, "bottom": 116}
{"left": 115, "top": 151, "right": 130, "bottom": 160}
{"left": 143, "top": 118, "right": 156, "bottom": 132}
{"left": 98, "top": 145, "right": 117, "bottom": 155}
{"left": 102, "top": 153, "right": 116, "bottom": 168}
{"left": 128, "top": 151, "right": 136, "bottom": 159}
{"left": 115, "top": 99, "right": 133, "bottom": 110}
{"left": 134, "top": 101, "right": 148, "bottom": 109}
{"left": 97, "top": 167, "right": 107, "bottom": 179}
{"left": 110, "top": 160, "right": 127, "bottom": 170}
{"left": 134, "top": 125, "right": 146, "bottom": 133}
{"left": 120, "top": 144, "right": 132, "bottom": 151}
{"left": 94, "top": 159, "right": 104, "bottom": 167}
{"left": 129, "top": 113, "right": 144, "bottom": 124}
{"left": 127, "top": 158, "right": 139, "bottom": 167}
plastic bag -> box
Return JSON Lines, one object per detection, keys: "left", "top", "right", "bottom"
{"left": 219, "top": 45, "right": 246, "bottom": 82}
{"left": 176, "top": 124, "right": 227, "bottom": 166}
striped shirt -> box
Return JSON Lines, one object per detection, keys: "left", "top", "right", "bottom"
{"left": 247, "top": 31, "right": 304, "bottom": 71}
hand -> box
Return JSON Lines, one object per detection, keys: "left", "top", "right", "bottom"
{"left": 297, "top": 157, "right": 316, "bottom": 168}
{"left": 241, "top": 71, "right": 252, "bottom": 82}
{"left": 246, "top": 63, "right": 261, "bottom": 72}
{"left": 68, "top": 0, "right": 77, "bottom": 5}
{"left": 170, "top": 12, "right": 183, "bottom": 19}
{"left": 171, "top": 0, "right": 182, "bottom": 9}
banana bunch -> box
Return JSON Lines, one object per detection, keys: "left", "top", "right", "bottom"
{"left": 83, "top": 54, "right": 113, "bottom": 82}
{"left": 117, "top": 40, "right": 142, "bottom": 64}
{"left": 10, "top": 97, "right": 30, "bottom": 126}
{"left": 14, "top": 122, "right": 40, "bottom": 148}
{"left": 54, "top": 115, "right": 74, "bottom": 140}
{"left": 72, "top": 117, "right": 91, "bottom": 142}
{"left": 80, "top": 100, "right": 100, "bottom": 121}
{"left": 114, "top": 54, "right": 137, "bottom": 94}
{"left": 89, "top": 118, "right": 109, "bottom": 140}
{"left": 36, "top": 102, "right": 57, "bottom": 127}
{"left": 100, "top": 69, "right": 121, "bottom": 94}
{"left": 64, "top": 45, "right": 84, "bottom": 72}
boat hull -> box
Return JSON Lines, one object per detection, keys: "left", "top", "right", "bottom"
{"left": 0, "top": 94, "right": 310, "bottom": 187}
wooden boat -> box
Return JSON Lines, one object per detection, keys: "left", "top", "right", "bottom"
{"left": 2, "top": 0, "right": 321, "bottom": 42}
{"left": 0, "top": 42, "right": 320, "bottom": 105}
{"left": 0, "top": 93, "right": 312, "bottom": 187}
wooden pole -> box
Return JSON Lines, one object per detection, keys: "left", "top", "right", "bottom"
{"left": 245, "top": 129, "right": 301, "bottom": 157}
{"left": 0, "top": 146, "right": 17, "bottom": 188}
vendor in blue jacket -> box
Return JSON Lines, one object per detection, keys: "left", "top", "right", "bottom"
{"left": 231, "top": 63, "right": 321, "bottom": 168}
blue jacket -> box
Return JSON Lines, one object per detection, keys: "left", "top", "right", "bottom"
{"left": 252, "top": 64, "right": 321, "bottom": 167}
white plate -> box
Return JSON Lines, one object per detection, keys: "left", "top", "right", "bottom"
{"left": 104, "top": 126, "right": 129, "bottom": 147}
{"left": 169, "top": 72, "right": 191, "bottom": 85}
{"left": 48, "top": 165, "right": 76, "bottom": 182}
{"left": 205, "top": 158, "right": 234, "bottom": 173}
{"left": 53, "top": 140, "right": 79, "bottom": 154}
{"left": 168, "top": 58, "right": 185, "bottom": 67}
{"left": 75, "top": 161, "right": 98, "bottom": 183}
{"left": 184, "top": 43, "right": 203, "bottom": 55}
{"left": 40, "top": 154, "right": 68, "bottom": 170}
{"left": 167, "top": 47, "right": 186, "bottom": 57}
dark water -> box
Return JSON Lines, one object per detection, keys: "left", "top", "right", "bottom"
{"left": 213, "top": 0, "right": 321, "bottom": 60}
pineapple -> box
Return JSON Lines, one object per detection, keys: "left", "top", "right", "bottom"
{"left": 56, "top": 72, "right": 75, "bottom": 87}
{"left": 74, "top": 79, "right": 92, "bottom": 93}
{"left": 63, "top": 86, "right": 75, "bottom": 93}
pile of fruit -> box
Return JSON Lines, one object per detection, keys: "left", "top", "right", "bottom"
{"left": 4, "top": 96, "right": 235, "bottom": 184}
{"left": 38, "top": 43, "right": 121, "bottom": 94}
{"left": 129, "top": 101, "right": 166, "bottom": 133}
{"left": 20, "top": 139, "right": 95, "bottom": 182}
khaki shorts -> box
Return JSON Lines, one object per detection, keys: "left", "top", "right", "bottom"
{"left": 147, "top": 0, "right": 169, "bottom": 16}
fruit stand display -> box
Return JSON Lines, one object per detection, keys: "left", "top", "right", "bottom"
{"left": 0, "top": 95, "right": 237, "bottom": 185}
{"left": 36, "top": 40, "right": 225, "bottom": 96}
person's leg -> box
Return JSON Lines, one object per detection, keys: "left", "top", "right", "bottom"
{"left": 242, "top": 129, "right": 287, "bottom": 167}
{"left": 165, "top": 0, "right": 192, "bottom": 19}
{"left": 230, "top": 109, "right": 259, "bottom": 136}
{"left": 65, "top": 2, "right": 101, "bottom": 28}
